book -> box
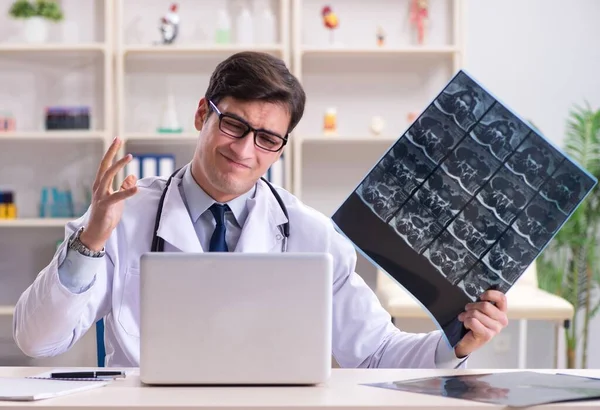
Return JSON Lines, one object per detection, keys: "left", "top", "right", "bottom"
{"left": 331, "top": 69, "right": 597, "bottom": 347}
{"left": 0, "top": 377, "right": 108, "bottom": 401}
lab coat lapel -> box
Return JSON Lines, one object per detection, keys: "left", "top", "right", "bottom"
{"left": 155, "top": 167, "right": 203, "bottom": 253}
{"left": 235, "top": 179, "right": 288, "bottom": 253}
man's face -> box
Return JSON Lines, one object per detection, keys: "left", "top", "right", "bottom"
{"left": 192, "top": 96, "right": 289, "bottom": 201}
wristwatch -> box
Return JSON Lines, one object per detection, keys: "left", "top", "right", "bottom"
{"left": 68, "top": 227, "right": 106, "bottom": 258}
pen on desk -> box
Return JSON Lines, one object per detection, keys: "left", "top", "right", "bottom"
{"left": 50, "top": 371, "right": 126, "bottom": 379}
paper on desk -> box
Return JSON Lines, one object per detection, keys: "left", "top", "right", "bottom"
{"left": 364, "top": 371, "right": 600, "bottom": 408}
{"left": 0, "top": 377, "right": 109, "bottom": 401}
{"left": 330, "top": 69, "right": 597, "bottom": 347}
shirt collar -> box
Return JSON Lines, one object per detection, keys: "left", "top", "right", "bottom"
{"left": 181, "top": 164, "right": 255, "bottom": 228}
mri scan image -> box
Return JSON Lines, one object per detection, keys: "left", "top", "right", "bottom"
{"left": 389, "top": 198, "right": 444, "bottom": 254}
{"left": 481, "top": 229, "right": 537, "bottom": 284}
{"left": 422, "top": 231, "right": 477, "bottom": 285}
{"left": 447, "top": 202, "right": 507, "bottom": 258}
{"left": 539, "top": 160, "right": 597, "bottom": 216}
{"left": 404, "top": 105, "right": 466, "bottom": 164}
{"left": 415, "top": 169, "right": 471, "bottom": 226}
{"left": 469, "top": 103, "right": 530, "bottom": 162}
{"left": 476, "top": 166, "right": 536, "bottom": 225}
{"left": 512, "top": 193, "right": 566, "bottom": 249}
{"left": 457, "top": 262, "right": 512, "bottom": 302}
{"left": 387, "top": 139, "right": 436, "bottom": 197}
{"left": 505, "top": 132, "right": 563, "bottom": 190}
{"left": 357, "top": 164, "right": 408, "bottom": 222}
{"left": 331, "top": 70, "right": 597, "bottom": 348}
{"left": 433, "top": 71, "right": 495, "bottom": 131}
{"left": 441, "top": 135, "right": 501, "bottom": 195}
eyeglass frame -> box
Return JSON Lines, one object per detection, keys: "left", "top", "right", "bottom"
{"left": 207, "top": 99, "right": 288, "bottom": 152}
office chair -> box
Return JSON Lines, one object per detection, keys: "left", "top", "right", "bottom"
{"left": 96, "top": 319, "right": 105, "bottom": 367}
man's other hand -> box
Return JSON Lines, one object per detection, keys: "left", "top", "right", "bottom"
{"left": 454, "top": 289, "right": 509, "bottom": 358}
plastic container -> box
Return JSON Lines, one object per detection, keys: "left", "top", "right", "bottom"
{"left": 255, "top": 0, "right": 276, "bottom": 44}
{"left": 235, "top": 4, "right": 254, "bottom": 44}
{"left": 215, "top": 7, "right": 231, "bottom": 44}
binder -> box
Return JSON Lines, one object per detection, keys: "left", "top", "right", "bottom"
{"left": 141, "top": 156, "right": 157, "bottom": 179}
{"left": 127, "top": 154, "right": 176, "bottom": 179}
{"left": 125, "top": 156, "right": 141, "bottom": 180}
{"left": 265, "top": 154, "right": 285, "bottom": 187}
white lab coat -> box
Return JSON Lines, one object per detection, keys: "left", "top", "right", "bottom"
{"left": 13, "top": 164, "right": 465, "bottom": 369}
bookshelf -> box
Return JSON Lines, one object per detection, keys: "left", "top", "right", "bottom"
{"left": 114, "top": 0, "right": 292, "bottom": 187}
{"left": 0, "top": 0, "right": 465, "bottom": 366}
{"left": 0, "top": 0, "right": 114, "bottom": 366}
{"left": 290, "top": 0, "right": 465, "bottom": 288}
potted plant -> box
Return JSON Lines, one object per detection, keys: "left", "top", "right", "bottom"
{"left": 537, "top": 102, "right": 600, "bottom": 368}
{"left": 8, "top": 0, "right": 64, "bottom": 43}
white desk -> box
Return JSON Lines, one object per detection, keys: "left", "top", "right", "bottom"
{"left": 1, "top": 367, "right": 600, "bottom": 409}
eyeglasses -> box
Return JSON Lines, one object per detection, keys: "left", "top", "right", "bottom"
{"left": 208, "top": 100, "right": 288, "bottom": 152}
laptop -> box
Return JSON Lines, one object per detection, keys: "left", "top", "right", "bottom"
{"left": 138, "top": 252, "right": 333, "bottom": 385}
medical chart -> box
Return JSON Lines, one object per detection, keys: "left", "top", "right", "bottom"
{"left": 331, "top": 70, "right": 597, "bottom": 347}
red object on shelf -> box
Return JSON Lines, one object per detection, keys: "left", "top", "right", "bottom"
{"left": 321, "top": 5, "right": 339, "bottom": 30}
{"left": 410, "top": 0, "right": 429, "bottom": 45}
{"left": 0, "top": 113, "right": 15, "bottom": 131}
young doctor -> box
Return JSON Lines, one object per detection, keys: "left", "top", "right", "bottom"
{"left": 13, "top": 51, "right": 508, "bottom": 368}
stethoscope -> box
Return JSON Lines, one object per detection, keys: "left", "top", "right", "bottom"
{"left": 150, "top": 167, "right": 290, "bottom": 253}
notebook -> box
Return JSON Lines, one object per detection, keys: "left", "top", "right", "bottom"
{"left": 0, "top": 377, "right": 108, "bottom": 401}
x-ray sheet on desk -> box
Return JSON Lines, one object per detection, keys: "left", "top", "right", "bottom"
{"left": 365, "top": 371, "right": 600, "bottom": 407}
{"left": 331, "top": 70, "right": 597, "bottom": 347}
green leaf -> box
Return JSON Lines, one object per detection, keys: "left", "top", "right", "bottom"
{"left": 9, "top": 0, "right": 35, "bottom": 18}
{"left": 537, "top": 102, "right": 600, "bottom": 333}
{"left": 565, "top": 102, "right": 600, "bottom": 176}
{"left": 8, "top": 0, "right": 63, "bottom": 21}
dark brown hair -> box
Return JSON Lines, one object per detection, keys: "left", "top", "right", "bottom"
{"left": 204, "top": 51, "right": 305, "bottom": 134}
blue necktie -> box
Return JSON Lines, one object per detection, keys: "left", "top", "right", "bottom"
{"left": 209, "top": 203, "right": 229, "bottom": 252}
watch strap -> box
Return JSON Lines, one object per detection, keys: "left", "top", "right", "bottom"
{"left": 68, "top": 227, "right": 106, "bottom": 258}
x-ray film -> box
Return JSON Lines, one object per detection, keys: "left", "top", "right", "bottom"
{"left": 331, "top": 70, "right": 597, "bottom": 347}
{"left": 365, "top": 371, "right": 600, "bottom": 407}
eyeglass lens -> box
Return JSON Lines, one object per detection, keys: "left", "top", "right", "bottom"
{"left": 220, "top": 116, "right": 284, "bottom": 151}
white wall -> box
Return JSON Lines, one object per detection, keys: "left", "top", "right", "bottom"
{"left": 461, "top": 0, "right": 600, "bottom": 368}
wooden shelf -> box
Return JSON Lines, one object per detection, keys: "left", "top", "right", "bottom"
{"left": 123, "top": 44, "right": 285, "bottom": 56}
{"left": 0, "top": 219, "right": 71, "bottom": 228}
{"left": 0, "top": 306, "right": 14, "bottom": 316}
{"left": 0, "top": 0, "right": 113, "bottom": 367}
{"left": 301, "top": 135, "right": 397, "bottom": 143}
{"left": 301, "top": 45, "right": 459, "bottom": 56}
{"left": 124, "top": 133, "right": 198, "bottom": 143}
{"left": 0, "top": 131, "right": 106, "bottom": 141}
{"left": 290, "top": 0, "right": 466, "bottom": 217}
{"left": 0, "top": 43, "right": 106, "bottom": 53}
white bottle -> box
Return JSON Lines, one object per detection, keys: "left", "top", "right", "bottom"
{"left": 255, "top": 0, "right": 276, "bottom": 44}
{"left": 235, "top": 3, "right": 254, "bottom": 45}
{"left": 215, "top": 7, "right": 231, "bottom": 44}
{"left": 158, "top": 92, "right": 182, "bottom": 133}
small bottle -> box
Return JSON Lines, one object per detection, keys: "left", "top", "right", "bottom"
{"left": 235, "top": 3, "right": 254, "bottom": 44}
{"left": 215, "top": 7, "right": 231, "bottom": 44}
{"left": 255, "top": 0, "right": 276, "bottom": 44}
{"left": 323, "top": 107, "right": 337, "bottom": 136}
{"left": 0, "top": 191, "right": 6, "bottom": 219}
{"left": 5, "top": 192, "right": 16, "bottom": 219}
